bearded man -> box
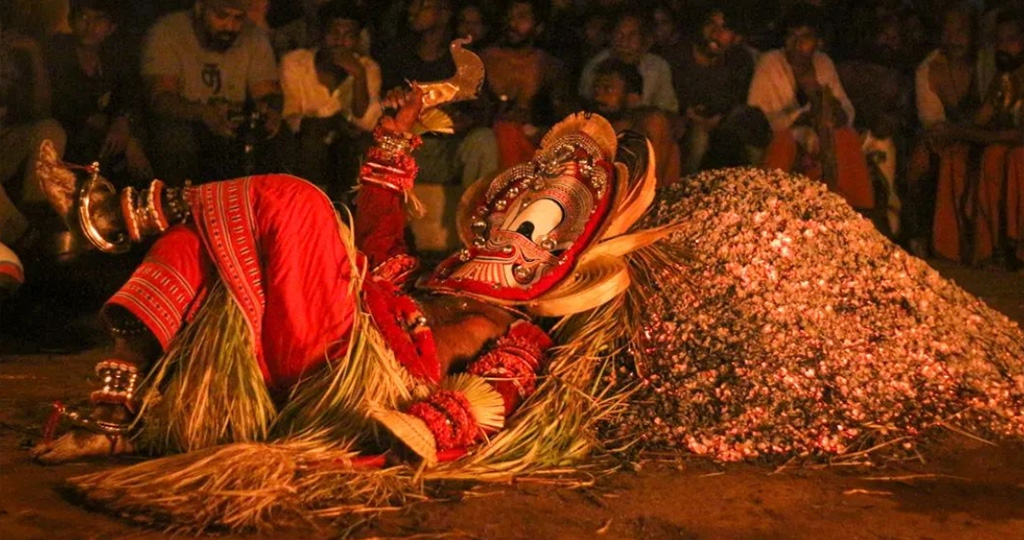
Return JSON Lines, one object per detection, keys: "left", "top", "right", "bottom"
{"left": 480, "top": 0, "right": 573, "bottom": 168}
{"left": 144, "top": 0, "right": 284, "bottom": 184}
{"left": 672, "top": 5, "right": 754, "bottom": 175}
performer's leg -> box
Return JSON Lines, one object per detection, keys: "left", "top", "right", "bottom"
{"left": 245, "top": 176, "right": 358, "bottom": 390}
{"left": 32, "top": 225, "right": 213, "bottom": 463}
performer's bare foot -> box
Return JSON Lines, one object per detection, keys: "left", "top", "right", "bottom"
{"left": 31, "top": 404, "right": 135, "bottom": 464}
{"left": 31, "top": 429, "right": 134, "bottom": 464}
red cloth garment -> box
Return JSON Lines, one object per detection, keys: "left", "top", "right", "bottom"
{"left": 761, "top": 126, "right": 874, "bottom": 210}
{"left": 106, "top": 175, "right": 361, "bottom": 392}
{"left": 493, "top": 120, "right": 537, "bottom": 170}
{"left": 933, "top": 144, "right": 1024, "bottom": 263}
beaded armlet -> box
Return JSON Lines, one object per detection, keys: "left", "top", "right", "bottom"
{"left": 359, "top": 127, "right": 423, "bottom": 193}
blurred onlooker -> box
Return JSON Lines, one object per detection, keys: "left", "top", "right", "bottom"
{"left": 589, "top": 59, "right": 680, "bottom": 187}
{"left": 455, "top": 1, "right": 493, "bottom": 49}
{"left": 907, "top": 3, "right": 984, "bottom": 260}
{"left": 48, "top": 0, "right": 152, "bottom": 184}
{"left": 542, "top": 6, "right": 611, "bottom": 88}
{"left": 650, "top": 3, "right": 685, "bottom": 74}
{"left": 280, "top": 1, "right": 382, "bottom": 200}
{"left": 143, "top": 0, "right": 284, "bottom": 184}
{"left": 578, "top": 10, "right": 679, "bottom": 114}
{"left": 377, "top": 0, "right": 499, "bottom": 252}
{"left": 674, "top": 5, "right": 755, "bottom": 175}
{"left": 482, "top": 0, "right": 573, "bottom": 168}
{"left": 750, "top": 6, "right": 874, "bottom": 213}
{"left": 838, "top": 12, "right": 913, "bottom": 237}
{"left": 924, "top": 7, "right": 1024, "bottom": 265}
{"left": 269, "top": 0, "right": 373, "bottom": 60}
{"left": 973, "top": 8, "right": 1023, "bottom": 268}
{"left": 1, "top": 28, "right": 64, "bottom": 251}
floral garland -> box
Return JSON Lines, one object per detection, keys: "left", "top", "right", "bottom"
{"left": 407, "top": 390, "right": 477, "bottom": 450}
{"left": 467, "top": 321, "right": 553, "bottom": 415}
{"left": 362, "top": 278, "right": 440, "bottom": 384}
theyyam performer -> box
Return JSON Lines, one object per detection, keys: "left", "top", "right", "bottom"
{"left": 29, "top": 41, "right": 1024, "bottom": 532}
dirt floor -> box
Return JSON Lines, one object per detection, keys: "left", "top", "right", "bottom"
{"left": 1, "top": 259, "right": 1023, "bottom": 540}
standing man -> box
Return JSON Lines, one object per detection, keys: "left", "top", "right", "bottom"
{"left": 144, "top": 0, "right": 283, "bottom": 184}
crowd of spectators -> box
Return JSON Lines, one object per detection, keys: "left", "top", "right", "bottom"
{"left": 2, "top": 0, "right": 1023, "bottom": 309}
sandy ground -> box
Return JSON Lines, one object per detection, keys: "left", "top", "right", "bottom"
{"left": 1, "top": 259, "right": 1023, "bottom": 540}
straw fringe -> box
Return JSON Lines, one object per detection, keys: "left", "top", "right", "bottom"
{"left": 133, "top": 283, "right": 277, "bottom": 454}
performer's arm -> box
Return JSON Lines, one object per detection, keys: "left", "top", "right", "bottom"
{"left": 354, "top": 88, "right": 425, "bottom": 268}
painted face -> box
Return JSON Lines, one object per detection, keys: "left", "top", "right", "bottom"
{"left": 424, "top": 132, "right": 614, "bottom": 302}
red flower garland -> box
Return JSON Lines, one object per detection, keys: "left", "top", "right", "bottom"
{"left": 467, "top": 321, "right": 553, "bottom": 415}
{"left": 407, "top": 390, "right": 478, "bottom": 450}
{"left": 362, "top": 278, "right": 440, "bottom": 383}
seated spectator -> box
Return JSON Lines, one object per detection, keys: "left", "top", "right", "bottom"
{"left": 280, "top": 1, "right": 381, "bottom": 200}
{"left": 749, "top": 6, "right": 875, "bottom": 213}
{"left": 143, "top": 0, "right": 284, "bottom": 184}
{"left": 48, "top": 0, "right": 152, "bottom": 185}
{"left": 1, "top": 29, "right": 65, "bottom": 252}
{"left": 589, "top": 59, "right": 680, "bottom": 187}
{"left": 927, "top": 8, "right": 1024, "bottom": 266}
{"left": 481, "top": 0, "right": 573, "bottom": 168}
{"left": 455, "top": 1, "right": 493, "bottom": 49}
{"left": 578, "top": 10, "right": 679, "bottom": 114}
{"left": 673, "top": 5, "right": 755, "bottom": 175}
{"left": 378, "top": 0, "right": 497, "bottom": 188}
{"left": 544, "top": 7, "right": 611, "bottom": 88}
{"left": 650, "top": 3, "right": 685, "bottom": 75}
{"left": 838, "top": 12, "right": 913, "bottom": 237}
{"left": 378, "top": 0, "right": 499, "bottom": 252}
{"left": 907, "top": 3, "right": 985, "bottom": 261}
{"left": 269, "top": 0, "right": 373, "bottom": 60}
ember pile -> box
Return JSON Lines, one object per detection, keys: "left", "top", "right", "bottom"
{"left": 609, "top": 167, "right": 1024, "bottom": 462}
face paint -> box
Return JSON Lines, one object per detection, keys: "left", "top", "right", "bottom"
{"left": 424, "top": 132, "right": 614, "bottom": 302}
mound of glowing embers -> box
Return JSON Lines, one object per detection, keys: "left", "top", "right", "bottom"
{"left": 607, "top": 168, "right": 1024, "bottom": 462}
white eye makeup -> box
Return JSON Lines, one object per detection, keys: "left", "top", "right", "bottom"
{"left": 505, "top": 198, "right": 564, "bottom": 243}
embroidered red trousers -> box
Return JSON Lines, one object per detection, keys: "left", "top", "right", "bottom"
{"left": 105, "top": 175, "right": 359, "bottom": 392}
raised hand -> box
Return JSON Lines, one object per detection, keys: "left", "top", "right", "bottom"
{"left": 380, "top": 86, "right": 425, "bottom": 134}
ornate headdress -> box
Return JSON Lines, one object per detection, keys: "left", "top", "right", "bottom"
{"left": 421, "top": 113, "right": 667, "bottom": 316}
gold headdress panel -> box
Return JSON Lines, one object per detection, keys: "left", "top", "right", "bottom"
{"left": 421, "top": 112, "right": 670, "bottom": 317}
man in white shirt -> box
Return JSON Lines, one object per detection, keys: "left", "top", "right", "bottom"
{"left": 279, "top": 1, "right": 382, "bottom": 198}
{"left": 748, "top": 7, "right": 874, "bottom": 212}
{"left": 578, "top": 10, "right": 678, "bottom": 114}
